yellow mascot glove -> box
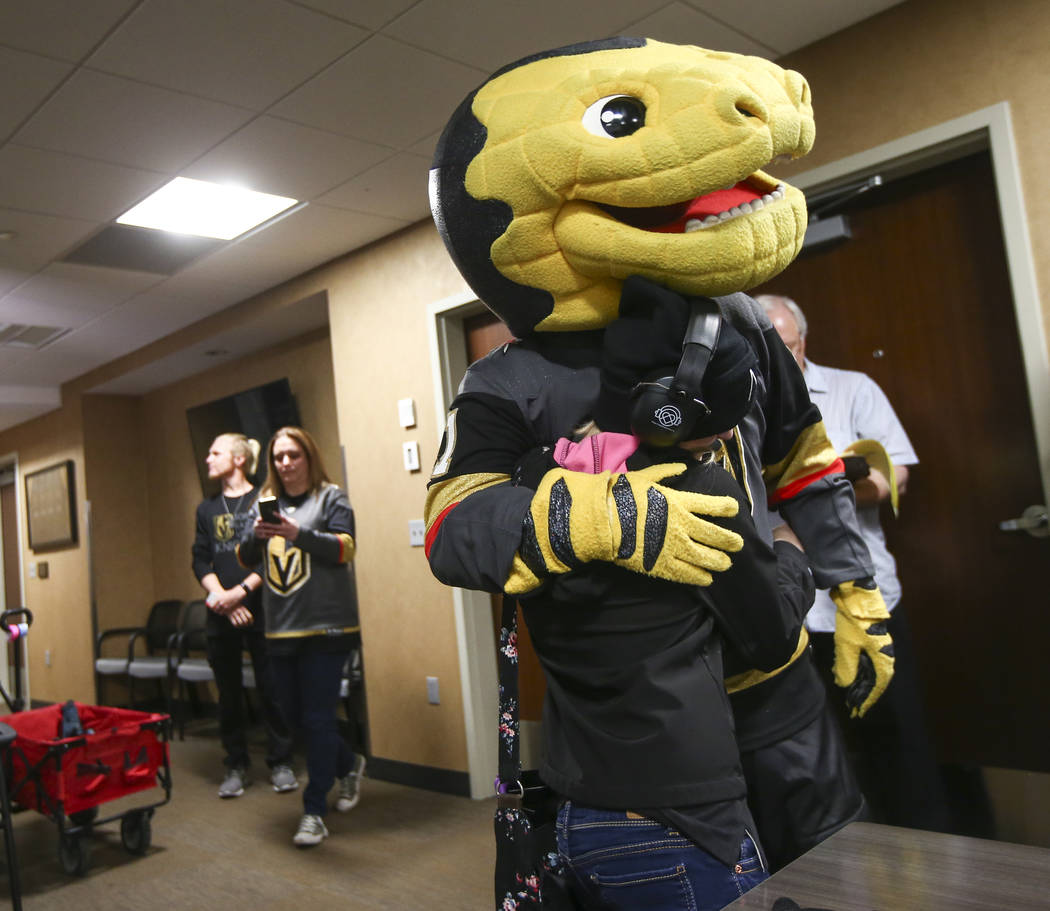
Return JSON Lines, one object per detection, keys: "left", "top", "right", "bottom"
{"left": 506, "top": 463, "right": 743, "bottom": 594}
{"left": 830, "top": 579, "right": 895, "bottom": 718}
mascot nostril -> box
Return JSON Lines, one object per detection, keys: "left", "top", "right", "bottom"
{"left": 429, "top": 36, "right": 814, "bottom": 337}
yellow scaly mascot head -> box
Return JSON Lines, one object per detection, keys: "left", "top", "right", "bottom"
{"left": 430, "top": 37, "right": 814, "bottom": 338}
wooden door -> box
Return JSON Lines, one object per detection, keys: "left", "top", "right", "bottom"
{"left": 463, "top": 311, "right": 548, "bottom": 724}
{"left": 1, "top": 481, "right": 19, "bottom": 612}
{"left": 753, "top": 151, "right": 1048, "bottom": 771}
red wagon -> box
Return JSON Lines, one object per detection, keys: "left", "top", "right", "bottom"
{"left": 0, "top": 701, "right": 172, "bottom": 875}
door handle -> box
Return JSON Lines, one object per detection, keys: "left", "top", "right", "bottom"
{"left": 999, "top": 505, "right": 1048, "bottom": 538}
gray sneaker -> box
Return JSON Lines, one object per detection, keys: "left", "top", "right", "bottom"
{"left": 218, "top": 767, "right": 250, "bottom": 799}
{"left": 270, "top": 764, "right": 298, "bottom": 793}
{"left": 336, "top": 754, "right": 366, "bottom": 812}
{"left": 293, "top": 813, "right": 328, "bottom": 847}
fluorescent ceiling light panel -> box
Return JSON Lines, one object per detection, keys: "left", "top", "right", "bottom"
{"left": 117, "top": 177, "right": 298, "bottom": 240}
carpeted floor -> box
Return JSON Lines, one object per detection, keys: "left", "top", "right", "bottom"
{"left": 1, "top": 726, "right": 495, "bottom": 910}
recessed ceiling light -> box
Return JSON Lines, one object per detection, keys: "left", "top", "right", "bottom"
{"left": 116, "top": 177, "right": 299, "bottom": 240}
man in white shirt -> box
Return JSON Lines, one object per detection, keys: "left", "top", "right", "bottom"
{"left": 758, "top": 293, "right": 949, "bottom": 832}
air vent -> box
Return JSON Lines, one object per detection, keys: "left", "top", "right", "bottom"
{"left": 0, "top": 323, "right": 70, "bottom": 349}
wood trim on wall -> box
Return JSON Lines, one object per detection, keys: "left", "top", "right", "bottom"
{"left": 427, "top": 290, "right": 499, "bottom": 800}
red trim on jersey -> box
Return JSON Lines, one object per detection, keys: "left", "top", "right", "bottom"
{"left": 424, "top": 503, "right": 458, "bottom": 559}
{"left": 768, "top": 458, "right": 845, "bottom": 506}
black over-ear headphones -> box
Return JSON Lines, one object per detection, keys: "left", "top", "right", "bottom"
{"left": 628, "top": 298, "right": 723, "bottom": 447}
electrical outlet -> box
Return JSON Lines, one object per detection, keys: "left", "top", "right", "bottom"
{"left": 408, "top": 519, "right": 425, "bottom": 547}
{"left": 426, "top": 676, "right": 440, "bottom": 704}
{"left": 45, "top": 649, "right": 51, "bottom": 666}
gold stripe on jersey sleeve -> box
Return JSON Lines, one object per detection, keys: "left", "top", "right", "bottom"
{"left": 424, "top": 472, "right": 510, "bottom": 530}
{"left": 724, "top": 627, "right": 810, "bottom": 694}
{"left": 265, "top": 625, "right": 361, "bottom": 639}
{"left": 337, "top": 533, "right": 355, "bottom": 562}
{"left": 762, "top": 420, "right": 839, "bottom": 497}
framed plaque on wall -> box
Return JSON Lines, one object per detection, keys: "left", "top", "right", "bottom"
{"left": 25, "top": 460, "right": 77, "bottom": 551}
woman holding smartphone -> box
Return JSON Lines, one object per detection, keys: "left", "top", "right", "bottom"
{"left": 237, "top": 425, "right": 365, "bottom": 847}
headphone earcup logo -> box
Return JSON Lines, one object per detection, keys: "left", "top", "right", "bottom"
{"left": 651, "top": 404, "right": 684, "bottom": 429}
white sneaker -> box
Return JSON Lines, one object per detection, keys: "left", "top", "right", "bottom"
{"left": 218, "top": 767, "right": 250, "bottom": 799}
{"left": 270, "top": 764, "right": 298, "bottom": 793}
{"left": 292, "top": 814, "right": 328, "bottom": 847}
{"left": 336, "top": 754, "right": 366, "bottom": 812}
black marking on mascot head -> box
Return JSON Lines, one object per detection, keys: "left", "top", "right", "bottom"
{"left": 430, "top": 37, "right": 646, "bottom": 339}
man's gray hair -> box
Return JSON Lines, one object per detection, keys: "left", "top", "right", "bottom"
{"left": 755, "top": 293, "right": 808, "bottom": 338}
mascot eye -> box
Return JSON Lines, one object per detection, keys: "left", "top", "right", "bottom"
{"left": 582, "top": 95, "right": 646, "bottom": 138}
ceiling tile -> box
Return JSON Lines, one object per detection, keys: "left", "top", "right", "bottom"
{"left": 685, "top": 0, "right": 905, "bottom": 56}
{"left": 0, "top": 344, "right": 106, "bottom": 387}
{"left": 294, "top": 0, "right": 419, "bottom": 31}
{"left": 0, "top": 266, "right": 31, "bottom": 298}
{"left": 0, "top": 0, "right": 139, "bottom": 62}
{"left": 0, "top": 262, "right": 161, "bottom": 327}
{"left": 384, "top": 0, "right": 669, "bottom": 72}
{"left": 625, "top": 3, "right": 775, "bottom": 58}
{"left": 183, "top": 116, "right": 393, "bottom": 201}
{"left": 14, "top": 69, "right": 253, "bottom": 172}
{"left": 0, "top": 208, "right": 99, "bottom": 274}
{"left": 271, "top": 34, "right": 486, "bottom": 148}
{"left": 0, "top": 349, "right": 33, "bottom": 382}
{"left": 0, "top": 48, "right": 74, "bottom": 140}
{"left": 318, "top": 152, "right": 431, "bottom": 221}
{"left": 0, "top": 144, "right": 166, "bottom": 221}
{"left": 114, "top": 285, "right": 243, "bottom": 339}
{"left": 87, "top": 0, "right": 369, "bottom": 110}
{"left": 408, "top": 130, "right": 442, "bottom": 162}
{"left": 229, "top": 203, "right": 411, "bottom": 279}
{"left": 150, "top": 267, "right": 264, "bottom": 305}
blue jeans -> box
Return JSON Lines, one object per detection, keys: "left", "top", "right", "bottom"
{"left": 269, "top": 647, "right": 355, "bottom": 816}
{"left": 556, "top": 802, "right": 767, "bottom": 911}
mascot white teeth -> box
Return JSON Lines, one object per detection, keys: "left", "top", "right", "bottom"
{"left": 425, "top": 36, "right": 893, "bottom": 899}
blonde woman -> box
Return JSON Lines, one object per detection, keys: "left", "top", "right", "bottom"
{"left": 238, "top": 426, "right": 364, "bottom": 847}
{"left": 192, "top": 433, "right": 294, "bottom": 798}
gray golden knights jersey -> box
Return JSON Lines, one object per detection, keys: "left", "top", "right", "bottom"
{"left": 238, "top": 483, "right": 359, "bottom": 639}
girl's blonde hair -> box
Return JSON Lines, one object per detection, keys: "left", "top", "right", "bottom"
{"left": 217, "top": 432, "right": 261, "bottom": 476}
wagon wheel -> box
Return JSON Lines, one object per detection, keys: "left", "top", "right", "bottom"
{"left": 69, "top": 805, "right": 99, "bottom": 828}
{"left": 58, "top": 832, "right": 91, "bottom": 876}
{"left": 120, "top": 810, "right": 152, "bottom": 855}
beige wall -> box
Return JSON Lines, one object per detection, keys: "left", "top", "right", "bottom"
{"left": 325, "top": 224, "right": 475, "bottom": 771}
{"left": 0, "top": 401, "right": 91, "bottom": 704}
{"left": 140, "top": 327, "right": 340, "bottom": 605}
{"left": 82, "top": 396, "right": 154, "bottom": 633}
{"left": 2, "top": 0, "right": 1049, "bottom": 787}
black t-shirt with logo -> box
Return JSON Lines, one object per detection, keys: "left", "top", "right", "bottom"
{"left": 192, "top": 487, "right": 262, "bottom": 633}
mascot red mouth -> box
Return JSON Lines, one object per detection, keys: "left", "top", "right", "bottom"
{"left": 598, "top": 180, "right": 785, "bottom": 233}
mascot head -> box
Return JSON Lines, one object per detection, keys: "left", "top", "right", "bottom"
{"left": 430, "top": 37, "right": 814, "bottom": 338}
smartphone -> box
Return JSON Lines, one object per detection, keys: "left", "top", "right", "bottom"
{"left": 257, "top": 496, "right": 279, "bottom": 523}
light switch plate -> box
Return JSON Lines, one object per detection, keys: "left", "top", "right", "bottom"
{"left": 398, "top": 397, "right": 416, "bottom": 428}
{"left": 408, "top": 519, "right": 425, "bottom": 547}
{"left": 402, "top": 440, "right": 420, "bottom": 471}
